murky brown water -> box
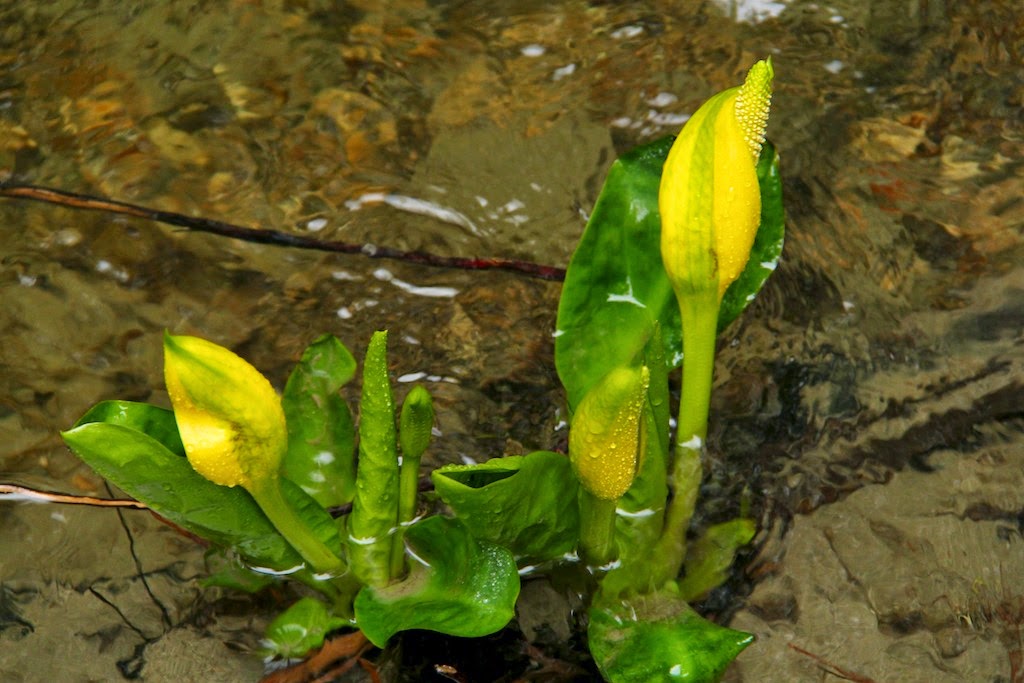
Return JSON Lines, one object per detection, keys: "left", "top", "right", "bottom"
{"left": 1, "top": 1, "right": 1022, "bottom": 681}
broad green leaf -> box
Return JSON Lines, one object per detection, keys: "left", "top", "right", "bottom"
{"left": 678, "top": 518, "right": 756, "bottom": 602}
{"left": 62, "top": 422, "right": 341, "bottom": 572}
{"left": 347, "top": 331, "right": 399, "bottom": 587}
{"left": 554, "top": 139, "right": 784, "bottom": 411}
{"left": 354, "top": 516, "right": 519, "bottom": 647}
{"left": 555, "top": 136, "right": 678, "bottom": 411}
{"left": 718, "top": 142, "right": 784, "bottom": 331}
{"left": 63, "top": 422, "right": 299, "bottom": 566}
{"left": 262, "top": 597, "right": 350, "bottom": 659}
{"left": 432, "top": 451, "right": 579, "bottom": 564}
{"left": 75, "top": 400, "right": 184, "bottom": 456}
{"left": 282, "top": 334, "right": 358, "bottom": 508}
{"left": 589, "top": 584, "right": 753, "bottom": 682}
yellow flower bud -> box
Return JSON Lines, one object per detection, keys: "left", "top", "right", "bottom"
{"left": 659, "top": 58, "right": 774, "bottom": 300}
{"left": 570, "top": 365, "right": 650, "bottom": 501}
{"left": 163, "top": 333, "right": 287, "bottom": 490}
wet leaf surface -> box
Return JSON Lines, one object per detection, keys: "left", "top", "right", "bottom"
{"left": 282, "top": 334, "right": 358, "bottom": 508}
{"left": 61, "top": 420, "right": 342, "bottom": 571}
{"left": 354, "top": 516, "right": 519, "bottom": 647}
{"left": 589, "top": 585, "right": 753, "bottom": 682}
{"left": 432, "top": 450, "right": 580, "bottom": 564}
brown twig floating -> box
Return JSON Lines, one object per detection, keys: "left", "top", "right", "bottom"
{"left": 2, "top": 480, "right": 433, "bottom": 520}
{"left": 0, "top": 183, "right": 568, "bottom": 282}
{"left": 0, "top": 483, "right": 149, "bottom": 509}
{"left": 787, "top": 643, "right": 878, "bottom": 683}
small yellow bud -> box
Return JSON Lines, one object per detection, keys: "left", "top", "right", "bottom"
{"left": 163, "top": 333, "right": 287, "bottom": 490}
{"left": 659, "top": 58, "right": 774, "bottom": 301}
{"left": 569, "top": 366, "right": 650, "bottom": 501}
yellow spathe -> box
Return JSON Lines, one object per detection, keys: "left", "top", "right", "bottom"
{"left": 659, "top": 58, "right": 774, "bottom": 300}
{"left": 163, "top": 333, "right": 287, "bottom": 490}
{"left": 569, "top": 365, "right": 650, "bottom": 501}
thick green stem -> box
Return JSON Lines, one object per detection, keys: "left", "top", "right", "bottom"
{"left": 250, "top": 479, "right": 345, "bottom": 575}
{"left": 652, "top": 288, "right": 719, "bottom": 584}
{"left": 579, "top": 489, "right": 619, "bottom": 567}
{"left": 325, "top": 573, "right": 364, "bottom": 621}
{"left": 390, "top": 454, "right": 422, "bottom": 578}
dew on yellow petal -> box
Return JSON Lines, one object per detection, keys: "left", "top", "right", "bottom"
{"left": 175, "top": 407, "right": 249, "bottom": 488}
{"left": 570, "top": 366, "right": 650, "bottom": 500}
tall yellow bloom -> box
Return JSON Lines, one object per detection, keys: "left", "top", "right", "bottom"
{"left": 659, "top": 58, "right": 774, "bottom": 300}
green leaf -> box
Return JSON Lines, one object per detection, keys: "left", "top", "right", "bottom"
{"left": 432, "top": 451, "right": 579, "bottom": 564}
{"left": 75, "top": 400, "right": 184, "bottom": 456}
{"left": 588, "top": 584, "right": 753, "bottom": 682}
{"left": 678, "top": 518, "right": 756, "bottom": 602}
{"left": 262, "top": 597, "right": 350, "bottom": 659}
{"left": 282, "top": 334, "right": 358, "bottom": 508}
{"left": 354, "top": 516, "right": 519, "bottom": 647}
{"left": 554, "top": 139, "right": 785, "bottom": 411}
{"left": 62, "top": 422, "right": 341, "bottom": 572}
{"left": 718, "top": 142, "right": 784, "bottom": 331}
{"left": 347, "top": 330, "right": 399, "bottom": 587}
{"left": 555, "top": 136, "right": 679, "bottom": 411}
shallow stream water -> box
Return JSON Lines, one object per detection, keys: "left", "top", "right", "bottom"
{"left": 1, "top": 1, "right": 1022, "bottom": 681}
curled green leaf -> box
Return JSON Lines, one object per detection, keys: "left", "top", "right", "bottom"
{"left": 432, "top": 451, "right": 579, "bottom": 564}
{"left": 353, "top": 516, "right": 519, "bottom": 647}
{"left": 347, "top": 331, "right": 400, "bottom": 587}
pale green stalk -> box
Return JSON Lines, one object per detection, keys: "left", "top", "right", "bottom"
{"left": 249, "top": 479, "right": 345, "bottom": 575}
{"left": 578, "top": 489, "right": 618, "bottom": 568}
{"left": 391, "top": 454, "right": 422, "bottom": 578}
{"left": 652, "top": 288, "right": 719, "bottom": 584}
{"left": 390, "top": 385, "right": 434, "bottom": 579}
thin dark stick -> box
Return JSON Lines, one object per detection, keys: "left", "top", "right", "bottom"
{"left": 0, "top": 183, "right": 567, "bottom": 281}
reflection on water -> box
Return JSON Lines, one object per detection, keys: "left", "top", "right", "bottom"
{"left": 1, "top": 0, "right": 1022, "bottom": 680}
